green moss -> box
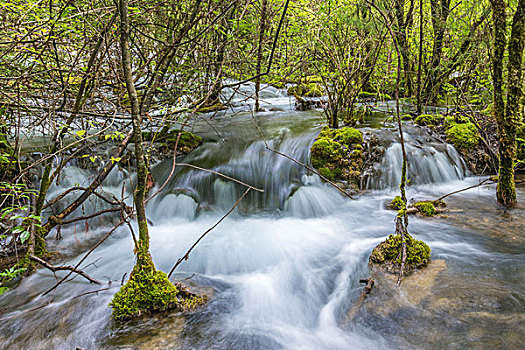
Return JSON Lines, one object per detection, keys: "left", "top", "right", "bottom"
{"left": 334, "top": 127, "right": 363, "bottom": 144}
{"left": 287, "top": 83, "right": 323, "bottom": 97}
{"left": 413, "top": 201, "right": 436, "bottom": 216}
{"left": 401, "top": 114, "right": 413, "bottom": 121}
{"left": 517, "top": 138, "right": 525, "bottom": 161}
{"left": 318, "top": 167, "right": 335, "bottom": 180}
{"left": 444, "top": 118, "right": 479, "bottom": 150}
{"left": 143, "top": 129, "right": 202, "bottom": 155}
{"left": 301, "top": 75, "right": 322, "bottom": 83}
{"left": 311, "top": 138, "right": 341, "bottom": 168}
{"left": 197, "top": 102, "right": 226, "bottom": 113}
{"left": 415, "top": 114, "right": 440, "bottom": 126}
{"left": 110, "top": 253, "right": 206, "bottom": 320}
{"left": 390, "top": 195, "right": 405, "bottom": 210}
{"left": 377, "top": 93, "right": 392, "bottom": 101}
{"left": 370, "top": 233, "right": 431, "bottom": 268}
{"left": 357, "top": 91, "right": 377, "bottom": 99}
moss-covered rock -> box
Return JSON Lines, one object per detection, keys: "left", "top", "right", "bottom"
{"left": 401, "top": 114, "right": 414, "bottom": 121}
{"left": 444, "top": 116, "right": 479, "bottom": 150}
{"left": 415, "top": 114, "right": 441, "bottom": 127}
{"left": 110, "top": 252, "right": 206, "bottom": 320}
{"left": 370, "top": 233, "right": 431, "bottom": 272}
{"left": 413, "top": 201, "right": 436, "bottom": 216}
{"left": 310, "top": 126, "right": 364, "bottom": 190}
{"left": 287, "top": 83, "right": 323, "bottom": 97}
{"left": 197, "top": 102, "right": 226, "bottom": 113}
{"left": 142, "top": 128, "right": 202, "bottom": 156}
{"left": 357, "top": 91, "right": 392, "bottom": 101}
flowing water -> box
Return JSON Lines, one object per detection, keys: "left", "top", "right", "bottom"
{"left": 0, "top": 86, "right": 524, "bottom": 349}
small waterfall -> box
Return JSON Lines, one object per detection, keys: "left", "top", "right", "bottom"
{"left": 149, "top": 128, "right": 339, "bottom": 215}
{"left": 365, "top": 126, "right": 467, "bottom": 189}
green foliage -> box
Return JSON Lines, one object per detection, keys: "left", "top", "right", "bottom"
{"left": 318, "top": 167, "right": 335, "bottom": 180}
{"left": 370, "top": 233, "right": 431, "bottom": 268}
{"left": 414, "top": 201, "right": 437, "bottom": 216}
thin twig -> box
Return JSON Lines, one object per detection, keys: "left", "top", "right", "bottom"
{"left": 29, "top": 255, "right": 101, "bottom": 284}
{"left": 168, "top": 188, "right": 251, "bottom": 278}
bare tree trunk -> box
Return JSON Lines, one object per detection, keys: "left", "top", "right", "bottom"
{"left": 424, "top": 0, "right": 450, "bottom": 102}
{"left": 255, "top": 0, "right": 268, "bottom": 112}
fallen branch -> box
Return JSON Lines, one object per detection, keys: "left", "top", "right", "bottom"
{"left": 434, "top": 177, "right": 494, "bottom": 202}
{"left": 29, "top": 255, "right": 101, "bottom": 285}
{"left": 42, "top": 214, "right": 130, "bottom": 296}
{"left": 345, "top": 278, "right": 375, "bottom": 324}
{"left": 177, "top": 163, "right": 264, "bottom": 192}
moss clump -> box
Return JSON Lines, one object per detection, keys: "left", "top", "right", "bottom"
{"left": 370, "top": 233, "right": 431, "bottom": 270}
{"left": 143, "top": 129, "right": 202, "bottom": 155}
{"left": 357, "top": 91, "right": 377, "bottom": 99}
{"left": 300, "top": 75, "right": 322, "bottom": 84}
{"left": 196, "top": 102, "right": 226, "bottom": 113}
{"left": 356, "top": 91, "right": 392, "bottom": 101}
{"left": 390, "top": 196, "right": 405, "bottom": 210}
{"left": 444, "top": 116, "right": 479, "bottom": 150}
{"left": 110, "top": 253, "right": 205, "bottom": 320}
{"left": 413, "top": 201, "right": 436, "bottom": 216}
{"left": 310, "top": 126, "right": 363, "bottom": 189}
{"left": 415, "top": 114, "right": 441, "bottom": 126}
{"left": 318, "top": 167, "right": 335, "bottom": 181}
{"left": 287, "top": 83, "right": 323, "bottom": 97}
{"left": 401, "top": 114, "right": 414, "bottom": 121}
{"left": 311, "top": 138, "right": 342, "bottom": 167}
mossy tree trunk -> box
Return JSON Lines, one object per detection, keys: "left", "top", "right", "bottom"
{"left": 490, "top": 0, "right": 525, "bottom": 207}
{"left": 111, "top": 0, "right": 178, "bottom": 320}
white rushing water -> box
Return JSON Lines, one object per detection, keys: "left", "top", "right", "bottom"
{"left": 1, "top": 84, "right": 523, "bottom": 350}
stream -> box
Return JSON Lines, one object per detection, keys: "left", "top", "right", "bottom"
{"left": 0, "top": 84, "right": 523, "bottom": 349}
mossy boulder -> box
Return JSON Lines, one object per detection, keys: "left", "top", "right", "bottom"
{"left": 287, "top": 83, "right": 323, "bottom": 97}
{"left": 311, "top": 126, "right": 364, "bottom": 190}
{"left": 443, "top": 116, "right": 479, "bottom": 150}
{"left": 110, "top": 253, "right": 206, "bottom": 320}
{"left": 142, "top": 128, "right": 202, "bottom": 156}
{"left": 197, "top": 102, "right": 226, "bottom": 113}
{"left": 357, "top": 91, "right": 392, "bottom": 101}
{"left": 370, "top": 233, "right": 431, "bottom": 272}
{"left": 413, "top": 201, "right": 436, "bottom": 216}
{"left": 415, "top": 114, "right": 441, "bottom": 127}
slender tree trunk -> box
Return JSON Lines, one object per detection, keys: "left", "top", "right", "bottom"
{"left": 424, "top": 0, "right": 450, "bottom": 101}
{"left": 255, "top": 0, "right": 268, "bottom": 112}
{"left": 416, "top": 0, "right": 424, "bottom": 114}
{"left": 119, "top": 0, "right": 150, "bottom": 251}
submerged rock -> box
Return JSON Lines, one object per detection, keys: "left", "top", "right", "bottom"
{"left": 142, "top": 128, "right": 203, "bottom": 158}
{"left": 369, "top": 233, "right": 431, "bottom": 273}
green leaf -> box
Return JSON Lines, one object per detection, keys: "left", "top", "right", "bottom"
{"left": 76, "top": 130, "right": 86, "bottom": 138}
